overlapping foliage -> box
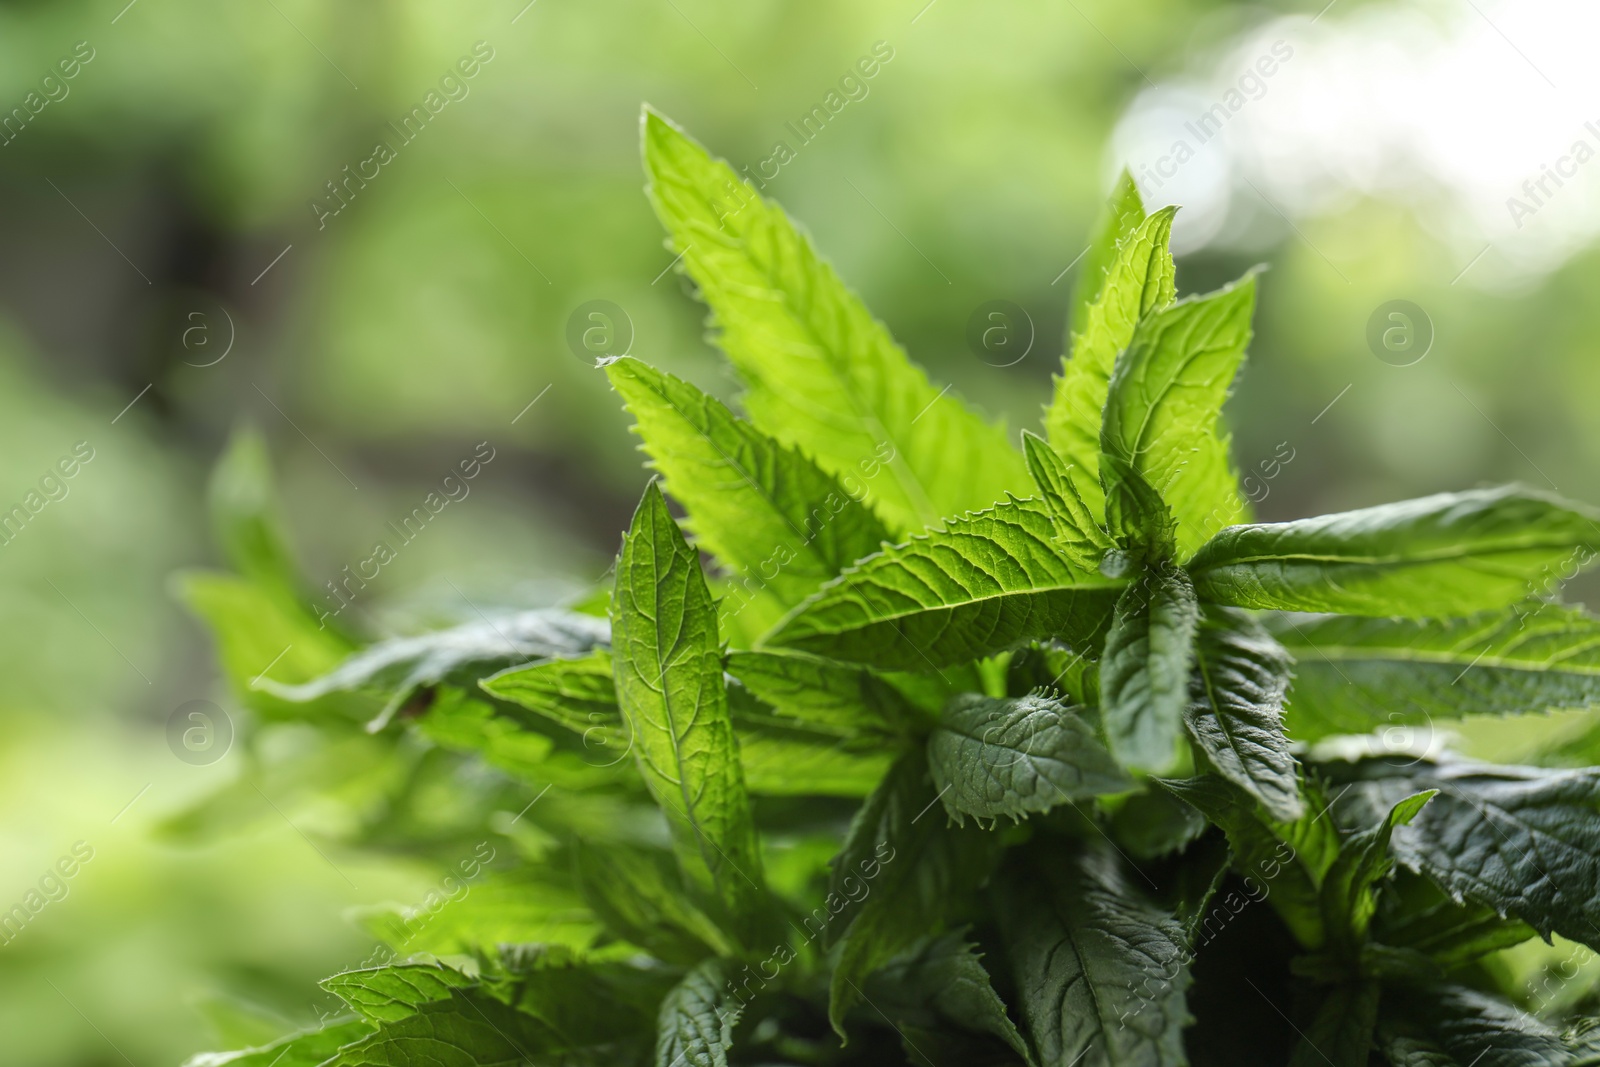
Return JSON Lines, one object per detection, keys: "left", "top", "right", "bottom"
{"left": 182, "top": 110, "right": 1600, "bottom": 1066}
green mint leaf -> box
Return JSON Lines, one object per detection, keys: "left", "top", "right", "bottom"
{"left": 260, "top": 609, "right": 608, "bottom": 728}
{"left": 1066, "top": 169, "right": 1150, "bottom": 342}
{"left": 481, "top": 649, "right": 624, "bottom": 745}
{"left": 1378, "top": 985, "right": 1570, "bottom": 1067}
{"left": 1098, "top": 450, "right": 1179, "bottom": 563}
{"left": 174, "top": 571, "right": 367, "bottom": 721}
{"left": 867, "top": 931, "right": 1033, "bottom": 1065}
{"left": 765, "top": 497, "right": 1123, "bottom": 670}
{"left": 1190, "top": 486, "right": 1600, "bottom": 617}
{"left": 611, "top": 482, "right": 767, "bottom": 937}
{"left": 1319, "top": 790, "right": 1435, "bottom": 960}
{"left": 1099, "top": 274, "right": 1255, "bottom": 559}
{"left": 489, "top": 651, "right": 891, "bottom": 797}
{"left": 1289, "top": 981, "right": 1381, "bottom": 1067}
{"left": 1371, "top": 871, "right": 1536, "bottom": 973}
{"left": 823, "top": 749, "right": 1000, "bottom": 1035}
{"left": 1159, "top": 774, "right": 1341, "bottom": 949}
{"left": 1046, "top": 204, "right": 1176, "bottom": 524}
{"left": 1020, "top": 429, "right": 1114, "bottom": 569}
{"left": 1185, "top": 607, "right": 1304, "bottom": 821}
{"left": 1273, "top": 605, "right": 1600, "bottom": 743}
{"left": 998, "top": 843, "right": 1191, "bottom": 1067}
{"left": 182, "top": 1019, "right": 373, "bottom": 1067}
{"left": 606, "top": 357, "right": 891, "bottom": 611}
{"left": 352, "top": 865, "right": 602, "bottom": 958}
{"left": 928, "top": 691, "right": 1130, "bottom": 825}
{"left": 1330, "top": 758, "right": 1600, "bottom": 949}
{"left": 1102, "top": 566, "right": 1200, "bottom": 774}
{"left": 642, "top": 108, "right": 1028, "bottom": 532}
{"left": 574, "top": 843, "right": 740, "bottom": 962}
{"left": 654, "top": 959, "right": 742, "bottom": 1067}
{"left": 724, "top": 648, "right": 925, "bottom": 733}
{"left": 322, "top": 964, "right": 479, "bottom": 1025}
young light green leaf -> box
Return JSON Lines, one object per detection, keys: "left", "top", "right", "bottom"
{"left": 1100, "top": 275, "right": 1256, "bottom": 559}
{"left": 927, "top": 691, "right": 1130, "bottom": 825}
{"left": 1190, "top": 486, "right": 1600, "bottom": 618}
{"left": 1020, "top": 429, "right": 1114, "bottom": 569}
{"left": 606, "top": 357, "right": 891, "bottom": 611}
{"left": 765, "top": 497, "right": 1123, "bottom": 670}
{"left": 867, "top": 931, "right": 1033, "bottom": 1065}
{"left": 260, "top": 610, "right": 609, "bottom": 729}
{"left": 1046, "top": 206, "right": 1177, "bottom": 522}
{"left": 1319, "top": 790, "right": 1435, "bottom": 960}
{"left": 611, "top": 483, "right": 766, "bottom": 936}
{"left": 1331, "top": 758, "right": 1600, "bottom": 949}
{"left": 1102, "top": 566, "right": 1200, "bottom": 774}
{"left": 643, "top": 108, "right": 1028, "bottom": 532}
{"left": 1378, "top": 985, "right": 1571, "bottom": 1067}
{"left": 1186, "top": 607, "right": 1303, "bottom": 821}
{"left": 732, "top": 717, "right": 891, "bottom": 797}
{"left": 1066, "top": 169, "right": 1149, "bottom": 342}
{"left": 1290, "top": 982, "right": 1381, "bottom": 1067}
{"left": 654, "top": 959, "right": 742, "bottom": 1067}
{"left": 182, "top": 1020, "right": 373, "bottom": 1067}
{"left": 823, "top": 749, "right": 1000, "bottom": 1035}
{"left": 998, "top": 843, "right": 1191, "bottom": 1067}
{"left": 1159, "top": 774, "right": 1341, "bottom": 949}
{"left": 574, "top": 843, "right": 740, "bottom": 963}
{"left": 1273, "top": 605, "right": 1600, "bottom": 743}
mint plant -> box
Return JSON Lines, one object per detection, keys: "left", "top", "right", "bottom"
{"left": 181, "top": 109, "right": 1600, "bottom": 1067}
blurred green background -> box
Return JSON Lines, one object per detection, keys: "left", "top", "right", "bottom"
{"left": 4, "top": 0, "right": 1598, "bottom": 1062}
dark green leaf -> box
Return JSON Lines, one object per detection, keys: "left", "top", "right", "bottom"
{"left": 1378, "top": 984, "right": 1570, "bottom": 1067}
{"left": 928, "top": 691, "right": 1130, "bottom": 825}
{"left": 1159, "top": 774, "right": 1341, "bottom": 949}
{"left": 998, "top": 843, "right": 1191, "bottom": 1067}
{"left": 1186, "top": 608, "right": 1303, "bottom": 821}
{"left": 823, "top": 749, "right": 1000, "bottom": 1034}
{"left": 642, "top": 108, "right": 1028, "bottom": 533}
{"left": 606, "top": 356, "right": 891, "bottom": 611}
{"left": 1190, "top": 487, "right": 1600, "bottom": 618}
{"left": 1319, "top": 790, "right": 1435, "bottom": 959}
{"left": 1329, "top": 758, "right": 1600, "bottom": 949}
{"left": 1372, "top": 871, "right": 1537, "bottom": 973}
{"left": 655, "top": 960, "right": 742, "bottom": 1067}
{"left": 1273, "top": 605, "right": 1600, "bottom": 743}
{"left": 868, "top": 931, "right": 1032, "bottom": 1065}
{"left": 1102, "top": 566, "right": 1200, "bottom": 774}
{"left": 1289, "top": 981, "right": 1380, "bottom": 1067}
{"left": 766, "top": 498, "right": 1123, "bottom": 670}
{"left": 611, "top": 483, "right": 766, "bottom": 937}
